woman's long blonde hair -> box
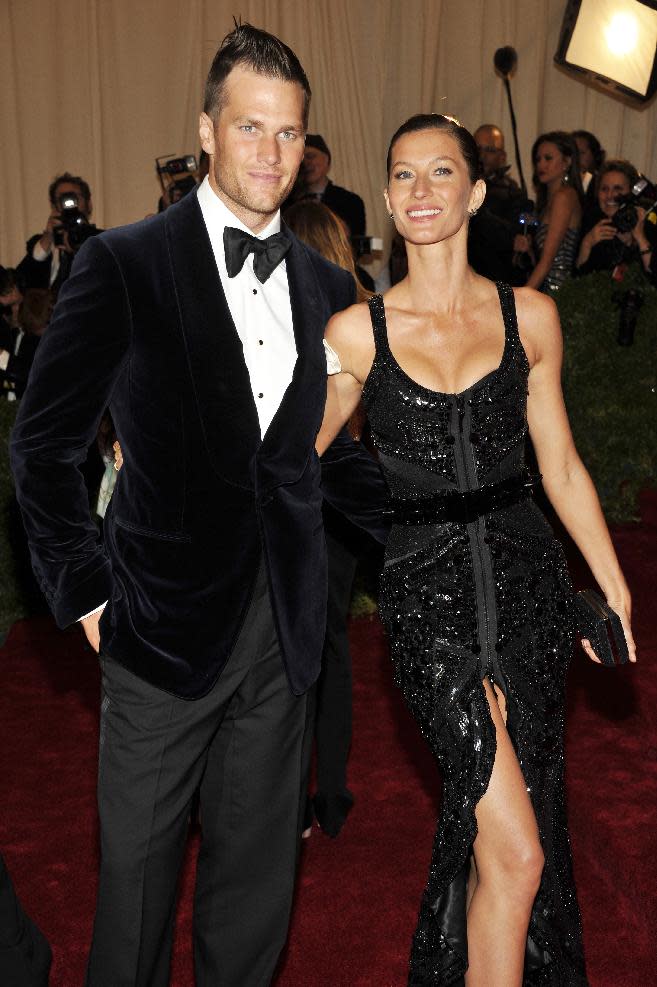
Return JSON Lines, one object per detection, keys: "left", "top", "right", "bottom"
{"left": 283, "top": 199, "right": 372, "bottom": 302}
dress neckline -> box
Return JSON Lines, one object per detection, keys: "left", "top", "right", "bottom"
{"left": 371, "top": 283, "right": 512, "bottom": 400}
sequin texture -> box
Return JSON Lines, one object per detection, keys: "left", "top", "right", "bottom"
{"left": 362, "top": 286, "right": 588, "bottom": 985}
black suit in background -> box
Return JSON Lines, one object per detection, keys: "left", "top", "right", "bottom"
{"left": 15, "top": 235, "right": 54, "bottom": 292}
{"left": 320, "top": 180, "right": 366, "bottom": 237}
{"left": 10, "top": 188, "right": 387, "bottom": 984}
{"left": 0, "top": 322, "right": 39, "bottom": 400}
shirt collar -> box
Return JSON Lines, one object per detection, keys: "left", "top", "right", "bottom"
{"left": 197, "top": 175, "right": 281, "bottom": 239}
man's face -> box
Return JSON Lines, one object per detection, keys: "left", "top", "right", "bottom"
{"left": 0, "top": 285, "right": 22, "bottom": 328}
{"left": 474, "top": 127, "right": 505, "bottom": 178}
{"left": 199, "top": 65, "right": 306, "bottom": 233}
{"left": 302, "top": 147, "right": 330, "bottom": 185}
{"left": 52, "top": 181, "right": 91, "bottom": 219}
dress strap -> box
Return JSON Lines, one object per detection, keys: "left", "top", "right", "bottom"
{"left": 367, "top": 293, "right": 392, "bottom": 363}
{"left": 495, "top": 282, "right": 521, "bottom": 349}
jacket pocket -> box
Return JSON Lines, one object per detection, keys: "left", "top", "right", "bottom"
{"left": 113, "top": 516, "right": 192, "bottom": 543}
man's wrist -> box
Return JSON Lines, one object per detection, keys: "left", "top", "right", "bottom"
{"left": 34, "top": 236, "right": 53, "bottom": 260}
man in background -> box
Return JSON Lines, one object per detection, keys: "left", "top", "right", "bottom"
{"left": 468, "top": 124, "right": 529, "bottom": 284}
{"left": 473, "top": 124, "right": 525, "bottom": 225}
{"left": 16, "top": 173, "right": 96, "bottom": 296}
{"left": 294, "top": 133, "right": 366, "bottom": 238}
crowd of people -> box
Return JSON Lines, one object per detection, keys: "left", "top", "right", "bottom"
{"left": 2, "top": 119, "right": 656, "bottom": 398}
{"left": 0, "top": 20, "right": 645, "bottom": 987}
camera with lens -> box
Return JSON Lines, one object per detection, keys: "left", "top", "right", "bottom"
{"left": 53, "top": 191, "right": 99, "bottom": 251}
{"left": 611, "top": 175, "right": 657, "bottom": 233}
{"left": 156, "top": 154, "right": 198, "bottom": 206}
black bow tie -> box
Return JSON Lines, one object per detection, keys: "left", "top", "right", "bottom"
{"left": 223, "top": 226, "right": 291, "bottom": 284}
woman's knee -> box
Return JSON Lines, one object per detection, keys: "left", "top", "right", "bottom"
{"left": 514, "top": 839, "right": 545, "bottom": 897}
{"left": 481, "top": 836, "right": 544, "bottom": 900}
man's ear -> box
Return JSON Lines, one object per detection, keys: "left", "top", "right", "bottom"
{"left": 199, "top": 113, "right": 215, "bottom": 156}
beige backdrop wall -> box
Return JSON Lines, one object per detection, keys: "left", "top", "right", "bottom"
{"left": 2, "top": 0, "right": 657, "bottom": 272}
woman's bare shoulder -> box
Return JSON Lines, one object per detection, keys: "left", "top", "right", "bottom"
{"left": 325, "top": 300, "right": 374, "bottom": 345}
{"left": 551, "top": 184, "right": 580, "bottom": 212}
{"left": 513, "top": 286, "right": 562, "bottom": 365}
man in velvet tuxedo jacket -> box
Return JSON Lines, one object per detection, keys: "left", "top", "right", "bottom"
{"left": 11, "top": 24, "right": 386, "bottom": 987}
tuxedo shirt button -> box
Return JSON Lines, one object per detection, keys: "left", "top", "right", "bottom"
{"left": 259, "top": 340, "right": 263, "bottom": 345}
{"left": 253, "top": 289, "right": 257, "bottom": 295}
{"left": 258, "top": 392, "right": 263, "bottom": 398}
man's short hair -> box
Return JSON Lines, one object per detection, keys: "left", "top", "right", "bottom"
{"left": 48, "top": 172, "right": 91, "bottom": 208}
{"left": 203, "top": 23, "right": 311, "bottom": 128}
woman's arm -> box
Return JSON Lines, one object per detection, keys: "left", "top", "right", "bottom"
{"left": 315, "top": 304, "right": 375, "bottom": 456}
{"left": 527, "top": 188, "right": 579, "bottom": 289}
{"left": 518, "top": 289, "right": 636, "bottom": 662}
{"left": 630, "top": 207, "right": 653, "bottom": 274}
{"left": 316, "top": 371, "right": 363, "bottom": 455}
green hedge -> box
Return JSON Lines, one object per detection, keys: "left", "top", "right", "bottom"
{"left": 556, "top": 266, "right": 657, "bottom": 522}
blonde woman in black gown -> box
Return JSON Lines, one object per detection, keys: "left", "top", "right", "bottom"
{"left": 316, "top": 115, "right": 636, "bottom": 986}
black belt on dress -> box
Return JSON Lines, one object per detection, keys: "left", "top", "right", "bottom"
{"left": 388, "top": 472, "right": 540, "bottom": 526}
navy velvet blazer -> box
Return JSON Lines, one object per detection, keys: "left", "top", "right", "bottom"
{"left": 11, "top": 190, "right": 386, "bottom": 698}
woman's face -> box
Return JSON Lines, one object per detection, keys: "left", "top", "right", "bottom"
{"left": 384, "top": 129, "right": 483, "bottom": 246}
{"left": 574, "top": 136, "right": 595, "bottom": 174}
{"left": 597, "top": 171, "right": 631, "bottom": 218}
{"left": 534, "top": 142, "right": 570, "bottom": 187}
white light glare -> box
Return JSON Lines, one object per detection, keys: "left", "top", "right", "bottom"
{"left": 605, "top": 12, "right": 640, "bottom": 55}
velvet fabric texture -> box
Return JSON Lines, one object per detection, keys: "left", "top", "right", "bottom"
{"left": 10, "top": 188, "right": 381, "bottom": 699}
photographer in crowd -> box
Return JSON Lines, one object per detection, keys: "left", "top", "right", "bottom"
{"left": 16, "top": 173, "right": 99, "bottom": 297}
{"left": 576, "top": 159, "right": 654, "bottom": 278}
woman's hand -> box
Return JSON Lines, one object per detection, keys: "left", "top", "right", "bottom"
{"left": 113, "top": 440, "right": 123, "bottom": 471}
{"left": 588, "top": 218, "right": 617, "bottom": 247}
{"left": 580, "top": 593, "right": 637, "bottom": 665}
{"left": 576, "top": 219, "right": 616, "bottom": 267}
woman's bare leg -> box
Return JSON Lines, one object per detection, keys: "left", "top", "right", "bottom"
{"left": 465, "top": 679, "right": 544, "bottom": 987}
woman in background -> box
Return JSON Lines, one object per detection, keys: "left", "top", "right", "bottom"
{"left": 575, "top": 159, "right": 653, "bottom": 277}
{"left": 515, "top": 131, "right": 583, "bottom": 293}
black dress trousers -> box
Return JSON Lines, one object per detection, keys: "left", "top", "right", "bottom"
{"left": 86, "top": 563, "right": 309, "bottom": 987}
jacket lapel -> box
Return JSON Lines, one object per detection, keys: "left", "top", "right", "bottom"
{"left": 257, "top": 232, "right": 329, "bottom": 492}
{"left": 165, "top": 191, "right": 260, "bottom": 487}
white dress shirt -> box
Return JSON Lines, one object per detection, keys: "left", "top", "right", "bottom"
{"left": 197, "top": 176, "right": 298, "bottom": 438}
{"left": 32, "top": 239, "right": 61, "bottom": 287}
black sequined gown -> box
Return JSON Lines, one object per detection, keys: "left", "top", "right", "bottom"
{"left": 362, "top": 285, "right": 588, "bottom": 986}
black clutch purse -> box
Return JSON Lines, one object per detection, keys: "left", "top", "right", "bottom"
{"left": 574, "top": 589, "right": 629, "bottom": 667}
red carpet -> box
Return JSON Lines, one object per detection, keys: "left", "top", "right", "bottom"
{"left": 1, "top": 503, "right": 656, "bottom": 985}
